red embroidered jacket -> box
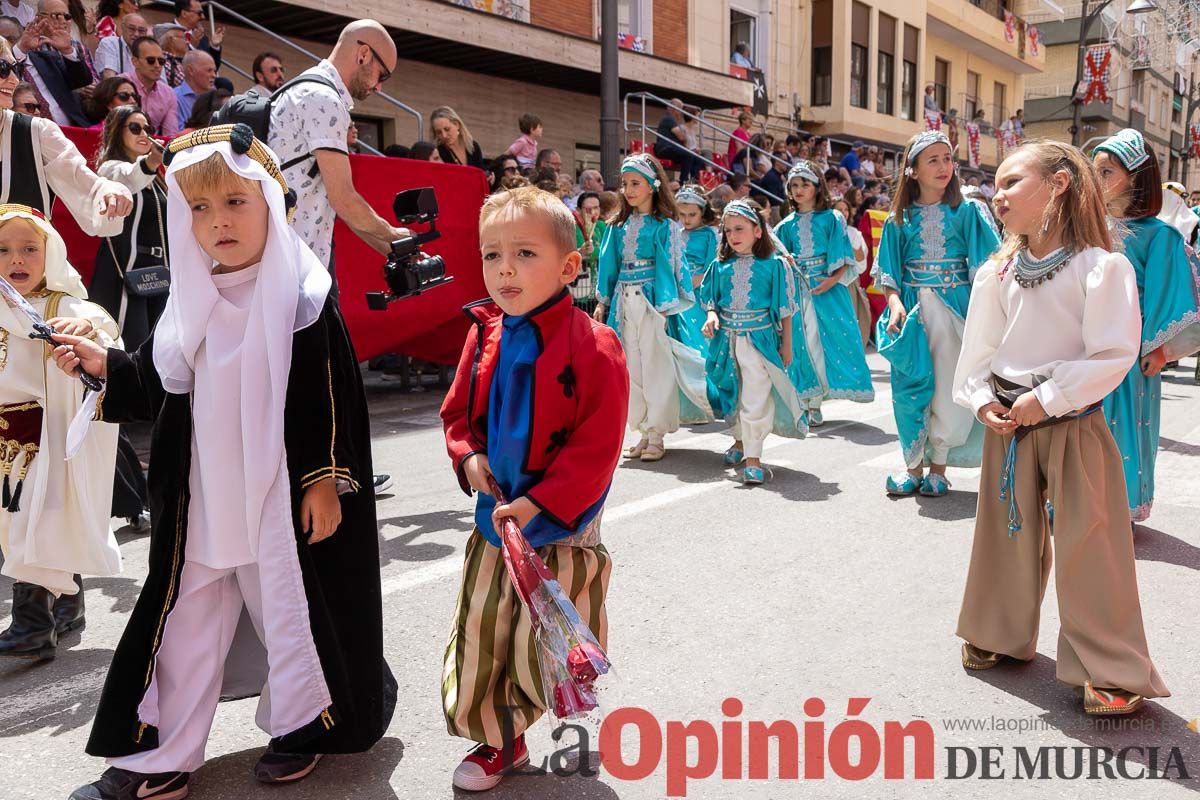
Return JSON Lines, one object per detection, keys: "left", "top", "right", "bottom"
{"left": 441, "top": 291, "right": 629, "bottom": 530}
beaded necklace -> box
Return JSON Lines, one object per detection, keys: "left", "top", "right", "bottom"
{"left": 1013, "top": 247, "right": 1074, "bottom": 288}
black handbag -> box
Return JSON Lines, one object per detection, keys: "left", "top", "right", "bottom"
{"left": 123, "top": 264, "right": 170, "bottom": 297}
{"left": 109, "top": 181, "right": 170, "bottom": 298}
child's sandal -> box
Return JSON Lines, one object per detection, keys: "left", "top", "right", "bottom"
{"left": 639, "top": 442, "right": 666, "bottom": 462}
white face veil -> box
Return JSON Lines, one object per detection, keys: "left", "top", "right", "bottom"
{"left": 153, "top": 136, "right": 331, "bottom": 394}
{"left": 153, "top": 129, "right": 331, "bottom": 565}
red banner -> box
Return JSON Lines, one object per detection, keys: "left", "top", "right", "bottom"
{"left": 1083, "top": 44, "right": 1112, "bottom": 104}
{"left": 965, "top": 122, "right": 981, "bottom": 169}
{"left": 924, "top": 109, "right": 942, "bottom": 131}
{"left": 1004, "top": 11, "right": 1015, "bottom": 42}
{"left": 1190, "top": 123, "right": 1200, "bottom": 158}
{"left": 54, "top": 127, "right": 489, "bottom": 365}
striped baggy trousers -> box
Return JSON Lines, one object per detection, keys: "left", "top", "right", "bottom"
{"left": 442, "top": 528, "right": 611, "bottom": 747}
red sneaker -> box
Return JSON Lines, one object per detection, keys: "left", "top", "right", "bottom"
{"left": 452, "top": 735, "right": 529, "bottom": 791}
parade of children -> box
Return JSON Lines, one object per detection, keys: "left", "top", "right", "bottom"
{"left": 3, "top": 58, "right": 1200, "bottom": 797}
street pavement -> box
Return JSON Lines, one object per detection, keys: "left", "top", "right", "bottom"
{"left": 2, "top": 352, "right": 1199, "bottom": 799}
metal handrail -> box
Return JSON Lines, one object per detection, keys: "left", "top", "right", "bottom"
{"left": 145, "top": 0, "right": 422, "bottom": 142}
{"left": 622, "top": 91, "right": 784, "bottom": 203}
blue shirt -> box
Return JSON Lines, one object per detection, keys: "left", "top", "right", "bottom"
{"left": 476, "top": 314, "right": 608, "bottom": 547}
{"left": 840, "top": 150, "right": 861, "bottom": 173}
{"left": 175, "top": 83, "right": 198, "bottom": 128}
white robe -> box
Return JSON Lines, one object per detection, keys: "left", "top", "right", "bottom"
{"left": 0, "top": 294, "right": 121, "bottom": 595}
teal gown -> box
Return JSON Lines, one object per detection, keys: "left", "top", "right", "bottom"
{"left": 775, "top": 208, "right": 875, "bottom": 404}
{"left": 701, "top": 253, "right": 810, "bottom": 439}
{"left": 1102, "top": 216, "right": 1200, "bottom": 522}
{"left": 873, "top": 201, "right": 1000, "bottom": 468}
{"left": 680, "top": 225, "right": 718, "bottom": 359}
{"left": 596, "top": 212, "right": 712, "bottom": 424}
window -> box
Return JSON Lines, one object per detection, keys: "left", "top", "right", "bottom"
{"left": 812, "top": 0, "right": 833, "bottom": 106}
{"left": 850, "top": 2, "right": 870, "bottom": 109}
{"left": 934, "top": 58, "right": 949, "bottom": 113}
{"left": 1174, "top": 92, "right": 1183, "bottom": 125}
{"left": 730, "top": 9, "right": 756, "bottom": 67}
{"left": 618, "top": 0, "right": 650, "bottom": 38}
{"left": 900, "top": 24, "right": 918, "bottom": 121}
{"left": 993, "top": 81, "right": 1007, "bottom": 128}
{"left": 964, "top": 71, "right": 979, "bottom": 121}
{"left": 851, "top": 45, "right": 869, "bottom": 108}
{"left": 877, "top": 13, "right": 896, "bottom": 115}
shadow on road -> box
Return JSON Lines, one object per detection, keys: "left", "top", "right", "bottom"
{"left": 965, "top": 653, "right": 1199, "bottom": 791}
{"left": 812, "top": 420, "right": 897, "bottom": 447}
{"left": 375, "top": 510, "right": 473, "bottom": 567}
{"left": 912, "top": 490, "right": 979, "bottom": 522}
{"left": 0, "top": 646, "right": 113, "bottom": 738}
{"left": 191, "top": 736, "right": 406, "bottom": 799}
{"left": 1158, "top": 436, "right": 1200, "bottom": 457}
{"left": 1133, "top": 525, "right": 1200, "bottom": 572}
{"left": 460, "top": 751, "right": 622, "bottom": 799}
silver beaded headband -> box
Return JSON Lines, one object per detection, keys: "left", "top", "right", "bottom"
{"left": 621, "top": 154, "right": 661, "bottom": 189}
{"left": 786, "top": 160, "right": 820, "bottom": 186}
{"left": 1093, "top": 128, "right": 1151, "bottom": 171}
{"left": 907, "top": 131, "right": 952, "bottom": 164}
{"left": 721, "top": 198, "right": 760, "bottom": 225}
{"left": 675, "top": 188, "right": 707, "bottom": 208}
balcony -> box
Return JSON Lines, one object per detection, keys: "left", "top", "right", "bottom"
{"left": 217, "top": 0, "right": 754, "bottom": 109}
{"left": 926, "top": 0, "right": 1048, "bottom": 73}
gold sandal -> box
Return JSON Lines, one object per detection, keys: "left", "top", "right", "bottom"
{"left": 961, "top": 642, "right": 1006, "bottom": 670}
{"left": 1083, "top": 681, "right": 1144, "bottom": 715}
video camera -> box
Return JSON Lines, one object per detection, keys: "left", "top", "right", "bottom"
{"left": 366, "top": 187, "right": 453, "bottom": 310}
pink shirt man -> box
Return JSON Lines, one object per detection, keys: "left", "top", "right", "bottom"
{"left": 123, "top": 70, "right": 181, "bottom": 139}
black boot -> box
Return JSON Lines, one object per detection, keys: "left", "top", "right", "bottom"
{"left": 53, "top": 574, "right": 86, "bottom": 635}
{"left": 0, "top": 582, "right": 57, "bottom": 660}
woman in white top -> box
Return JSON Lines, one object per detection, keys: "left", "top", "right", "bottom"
{"left": 0, "top": 36, "right": 131, "bottom": 231}
{"left": 953, "top": 140, "right": 1168, "bottom": 716}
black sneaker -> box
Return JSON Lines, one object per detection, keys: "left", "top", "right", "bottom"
{"left": 69, "top": 767, "right": 188, "bottom": 800}
{"left": 254, "top": 745, "right": 323, "bottom": 784}
{"left": 373, "top": 473, "right": 393, "bottom": 496}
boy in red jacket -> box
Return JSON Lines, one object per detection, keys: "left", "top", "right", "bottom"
{"left": 440, "top": 186, "right": 629, "bottom": 792}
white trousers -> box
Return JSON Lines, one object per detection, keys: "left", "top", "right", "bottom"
{"left": 110, "top": 554, "right": 332, "bottom": 773}
{"left": 799, "top": 292, "right": 826, "bottom": 411}
{"left": 917, "top": 289, "right": 976, "bottom": 468}
{"left": 621, "top": 286, "right": 680, "bottom": 439}
{"left": 729, "top": 335, "right": 775, "bottom": 459}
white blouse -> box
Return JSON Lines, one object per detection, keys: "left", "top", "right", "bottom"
{"left": 953, "top": 247, "right": 1141, "bottom": 418}
{"left": 0, "top": 111, "right": 131, "bottom": 237}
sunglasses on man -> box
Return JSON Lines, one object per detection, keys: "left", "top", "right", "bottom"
{"left": 0, "top": 58, "right": 26, "bottom": 80}
{"left": 138, "top": 56, "right": 166, "bottom": 66}
{"left": 16, "top": 102, "right": 39, "bottom": 114}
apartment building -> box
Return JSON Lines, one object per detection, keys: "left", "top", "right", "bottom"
{"left": 205, "top": 0, "right": 753, "bottom": 172}
{"left": 1023, "top": 0, "right": 1197, "bottom": 182}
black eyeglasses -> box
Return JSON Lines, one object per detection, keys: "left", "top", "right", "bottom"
{"left": 356, "top": 40, "right": 391, "bottom": 83}
{"left": 37, "top": 11, "right": 71, "bottom": 21}
{"left": 126, "top": 121, "right": 155, "bottom": 136}
{"left": 16, "top": 102, "right": 39, "bottom": 114}
{"left": 0, "top": 58, "right": 26, "bottom": 80}
{"left": 115, "top": 91, "right": 137, "bottom": 101}
{"left": 138, "top": 56, "right": 166, "bottom": 66}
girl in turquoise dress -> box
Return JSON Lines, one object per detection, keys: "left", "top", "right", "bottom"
{"left": 675, "top": 184, "right": 718, "bottom": 359}
{"left": 775, "top": 161, "right": 874, "bottom": 425}
{"left": 595, "top": 154, "right": 713, "bottom": 462}
{"left": 1093, "top": 129, "right": 1200, "bottom": 523}
{"left": 701, "top": 198, "right": 809, "bottom": 485}
{"left": 874, "top": 131, "right": 1001, "bottom": 497}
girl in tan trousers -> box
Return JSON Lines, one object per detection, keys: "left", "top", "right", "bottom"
{"left": 952, "top": 140, "right": 1169, "bottom": 715}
